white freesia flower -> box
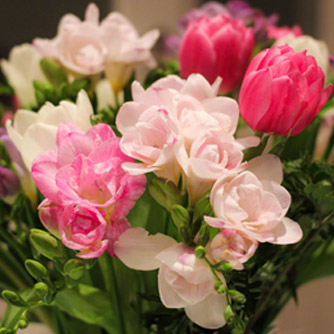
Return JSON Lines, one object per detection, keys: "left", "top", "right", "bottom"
{"left": 275, "top": 35, "right": 330, "bottom": 75}
{"left": 115, "top": 227, "right": 227, "bottom": 329}
{"left": 6, "top": 90, "right": 93, "bottom": 171}
{"left": 1, "top": 44, "right": 47, "bottom": 108}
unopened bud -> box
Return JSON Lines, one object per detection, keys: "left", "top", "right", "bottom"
{"left": 2, "top": 290, "right": 27, "bottom": 307}
{"left": 40, "top": 59, "right": 68, "bottom": 87}
{"left": 215, "top": 261, "right": 234, "bottom": 273}
{"left": 148, "top": 177, "right": 182, "bottom": 212}
{"left": 193, "top": 195, "right": 213, "bottom": 221}
{"left": 64, "top": 259, "right": 85, "bottom": 280}
{"left": 29, "top": 229, "right": 63, "bottom": 260}
{"left": 214, "top": 281, "right": 226, "bottom": 294}
{"left": 171, "top": 205, "right": 190, "bottom": 229}
{"left": 194, "top": 246, "right": 206, "bottom": 259}
{"left": 25, "top": 259, "right": 48, "bottom": 280}
{"left": 18, "top": 319, "right": 28, "bottom": 329}
{"left": 34, "top": 282, "right": 50, "bottom": 303}
{"left": 224, "top": 305, "right": 235, "bottom": 324}
{"left": 228, "top": 290, "right": 246, "bottom": 304}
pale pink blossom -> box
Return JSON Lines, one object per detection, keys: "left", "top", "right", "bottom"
{"left": 114, "top": 227, "right": 226, "bottom": 329}
{"left": 175, "top": 129, "right": 259, "bottom": 204}
{"left": 206, "top": 229, "right": 258, "bottom": 270}
{"left": 205, "top": 155, "right": 303, "bottom": 245}
{"left": 34, "top": 4, "right": 107, "bottom": 76}
{"left": 116, "top": 74, "right": 240, "bottom": 185}
{"left": 266, "top": 24, "right": 302, "bottom": 41}
{"left": 32, "top": 123, "right": 146, "bottom": 257}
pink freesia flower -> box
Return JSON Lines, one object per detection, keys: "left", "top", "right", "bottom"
{"left": 206, "top": 229, "right": 258, "bottom": 270}
{"left": 239, "top": 45, "right": 333, "bottom": 136}
{"left": 31, "top": 123, "right": 146, "bottom": 258}
{"left": 267, "top": 24, "right": 302, "bottom": 41}
{"left": 34, "top": 3, "right": 159, "bottom": 89}
{"left": 116, "top": 74, "right": 240, "bottom": 185}
{"left": 34, "top": 4, "right": 107, "bottom": 76}
{"left": 205, "top": 155, "right": 303, "bottom": 245}
{"left": 179, "top": 15, "right": 254, "bottom": 94}
{"left": 114, "top": 227, "right": 226, "bottom": 329}
{"left": 175, "top": 129, "right": 259, "bottom": 205}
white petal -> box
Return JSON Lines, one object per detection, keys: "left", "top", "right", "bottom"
{"left": 21, "top": 123, "right": 57, "bottom": 170}
{"left": 75, "top": 90, "right": 94, "bottom": 132}
{"left": 114, "top": 227, "right": 177, "bottom": 270}
{"left": 13, "top": 109, "right": 38, "bottom": 135}
{"left": 185, "top": 293, "right": 226, "bottom": 329}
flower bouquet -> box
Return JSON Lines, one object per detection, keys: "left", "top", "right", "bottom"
{"left": 0, "top": 1, "right": 334, "bottom": 333}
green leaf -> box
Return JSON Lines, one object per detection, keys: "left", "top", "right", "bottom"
{"left": 53, "top": 284, "right": 119, "bottom": 333}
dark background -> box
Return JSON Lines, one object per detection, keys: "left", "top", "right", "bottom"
{"left": 0, "top": 0, "right": 316, "bottom": 58}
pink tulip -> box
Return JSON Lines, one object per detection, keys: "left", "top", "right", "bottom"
{"left": 32, "top": 123, "right": 146, "bottom": 258}
{"left": 239, "top": 45, "right": 333, "bottom": 136}
{"left": 179, "top": 15, "right": 254, "bottom": 94}
{"left": 267, "top": 24, "right": 302, "bottom": 41}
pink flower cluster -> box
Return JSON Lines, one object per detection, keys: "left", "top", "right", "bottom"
{"left": 34, "top": 3, "right": 159, "bottom": 91}
{"left": 116, "top": 73, "right": 259, "bottom": 205}
{"left": 31, "top": 123, "right": 146, "bottom": 258}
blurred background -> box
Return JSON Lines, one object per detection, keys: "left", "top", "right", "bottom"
{"left": 0, "top": 0, "right": 333, "bottom": 333}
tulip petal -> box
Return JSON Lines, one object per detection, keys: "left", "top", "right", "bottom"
{"left": 114, "top": 227, "right": 177, "bottom": 270}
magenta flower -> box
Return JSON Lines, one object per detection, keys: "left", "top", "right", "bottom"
{"left": 239, "top": 45, "right": 333, "bottom": 136}
{"left": 32, "top": 123, "right": 146, "bottom": 258}
{"left": 179, "top": 15, "right": 254, "bottom": 94}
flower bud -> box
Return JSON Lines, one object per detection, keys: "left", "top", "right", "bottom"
{"left": 194, "top": 246, "right": 206, "bottom": 259}
{"left": 214, "top": 280, "right": 226, "bottom": 294}
{"left": 179, "top": 15, "right": 254, "bottom": 94}
{"left": 34, "top": 282, "right": 51, "bottom": 304}
{"left": 228, "top": 289, "right": 246, "bottom": 304}
{"left": 1, "top": 290, "right": 27, "bottom": 307}
{"left": 0, "top": 166, "right": 20, "bottom": 197}
{"left": 25, "top": 259, "right": 48, "bottom": 280}
{"left": 148, "top": 177, "right": 182, "bottom": 212}
{"left": 0, "top": 328, "right": 14, "bottom": 334}
{"left": 64, "top": 259, "right": 86, "bottom": 280}
{"left": 40, "top": 58, "right": 68, "bottom": 88}
{"left": 224, "top": 305, "right": 235, "bottom": 324}
{"left": 240, "top": 45, "right": 333, "bottom": 136}
{"left": 17, "top": 319, "right": 29, "bottom": 330}
{"left": 171, "top": 205, "right": 190, "bottom": 229}
{"left": 29, "top": 229, "right": 64, "bottom": 260}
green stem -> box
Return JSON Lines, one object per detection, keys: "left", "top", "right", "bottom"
{"left": 99, "top": 254, "right": 126, "bottom": 334}
{"left": 0, "top": 258, "right": 27, "bottom": 290}
{"left": 0, "top": 228, "right": 28, "bottom": 262}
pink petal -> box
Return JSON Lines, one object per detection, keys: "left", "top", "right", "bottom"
{"left": 185, "top": 293, "right": 226, "bottom": 329}
{"left": 114, "top": 227, "right": 177, "bottom": 270}
{"left": 270, "top": 217, "right": 303, "bottom": 245}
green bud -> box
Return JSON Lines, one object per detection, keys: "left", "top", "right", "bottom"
{"left": 69, "top": 79, "right": 89, "bottom": 96}
{"left": 228, "top": 290, "right": 246, "bottom": 304}
{"left": 34, "top": 282, "right": 50, "bottom": 303}
{"left": 148, "top": 178, "right": 182, "bottom": 212}
{"left": 171, "top": 205, "right": 190, "bottom": 229}
{"left": 214, "top": 281, "right": 226, "bottom": 294}
{"left": 0, "top": 328, "right": 13, "bottom": 334}
{"left": 193, "top": 194, "right": 213, "bottom": 221}
{"left": 33, "top": 80, "right": 53, "bottom": 96}
{"left": 64, "top": 259, "right": 85, "bottom": 280}
{"left": 224, "top": 305, "right": 235, "bottom": 324}
{"left": 18, "top": 319, "right": 29, "bottom": 329}
{"left": 40, "top": 59, "right": 68, "bottom": 87}
{"left": 29, "top": 229, "right": 63, "bottom": 260}
{"left": 2, "top": 290, "right": 27, "bottom": 307}
{"left": 65, "top": 276, "right": 76, "bottom": 289}
{"left": 194, "top": 246, "right": 206, "bottom": 259}
{"left": 34, "top": 89, "right": 45, "bottom": 106}
{"left": 197, "top": 224, "right": 210, "bottom": 246}
{"left": 25, "top": 259, "right": 48, "bottom": 280}
{"left": 214, "top": 261, "right": 233, "bottom": 273}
